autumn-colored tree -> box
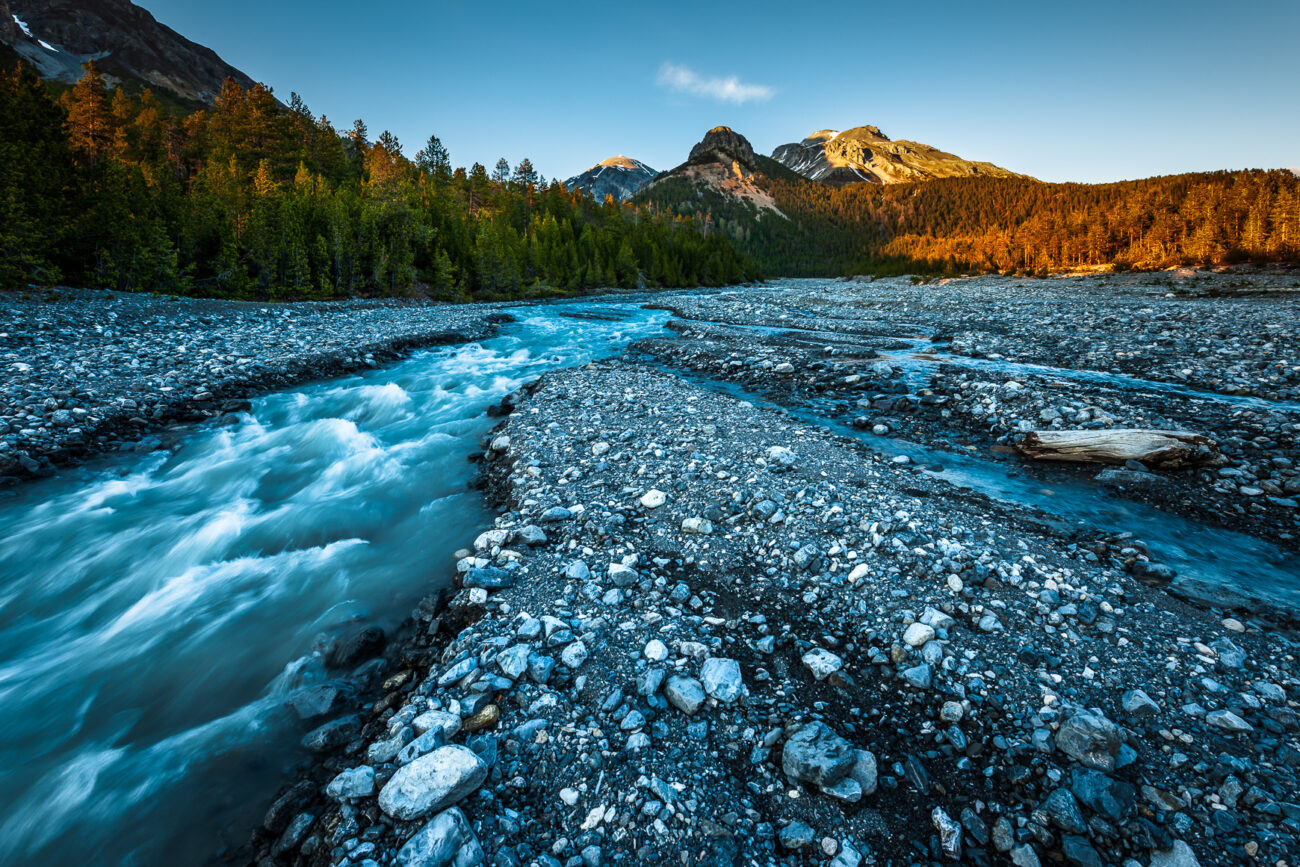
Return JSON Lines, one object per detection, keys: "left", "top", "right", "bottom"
{"left": 63, "top": 61, "right": 114, "bottom": 162}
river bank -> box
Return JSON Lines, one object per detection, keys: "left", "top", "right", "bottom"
{"left": 0, "top": 287, "right": 519, "bottom": 480}
{"left": 251, "top": 357, "right": 1299, "bottom": 867}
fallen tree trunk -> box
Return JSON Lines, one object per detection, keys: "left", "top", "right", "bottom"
{"left": 1015, "top": 429, "right": 1220, "bottom": 469}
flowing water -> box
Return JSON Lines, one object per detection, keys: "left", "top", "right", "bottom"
{"left": 0, "top": 302, "right": 670, "bottom": 866}
{"left": 1, "top": 295, "right": 1297, "bottom": 867}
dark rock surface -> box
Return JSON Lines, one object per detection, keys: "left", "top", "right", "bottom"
{"left": 4, "top": 0, "right": 258, "bottom": 104}
{"left": 689, "top": 125, "right": 759, "bottom": 169}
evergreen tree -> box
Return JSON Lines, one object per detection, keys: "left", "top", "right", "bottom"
{"left": 64, "top": 61, "right": 114, "bottom": 162}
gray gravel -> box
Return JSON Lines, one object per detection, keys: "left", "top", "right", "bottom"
{"left": 250, "top": 357, "right": 1300, "bottom": 867}
{"left": 0, "top": 287, "right": 510, "bottom": 479}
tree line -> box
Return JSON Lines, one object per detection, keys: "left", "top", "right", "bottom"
{"left": 0, "top": 60, "right": 757, "bottom": 298}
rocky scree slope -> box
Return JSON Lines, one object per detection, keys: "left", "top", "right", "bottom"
{"left": 643, "top": 126, "right": 786, "bottom": 216}
{"left": 2, "top": 0, "right": 257, "bottom": 105}
{"left": 562, "top": 157, "right": 658, "bottom": 203}
{"left": 770, "top": 126, "right": 1027, "bottom": 187}
{"left": 250, "top": 359, "right": 1299, "bottom": 867}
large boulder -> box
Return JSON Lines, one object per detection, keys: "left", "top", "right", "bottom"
{"left": 782, "top": 722, "right": 855, "bottom": 787}
{"left": 1055, "top": 706, "right": 1122, "bottom": 773}
{"left": 394, "top": 807, "right": 485, "bottom": 866}
{"left": 379, "top": 746, "right": 488, "bottom": 821}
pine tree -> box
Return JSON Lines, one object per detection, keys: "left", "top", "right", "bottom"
{"left": 415, "top": 134, "right": 451, "bottom": 181}
{"left": 493, "top": 157, "right": 511, "bottom": 184}
{"left": 64, "top": 61, "right": 114, "bottom": 163}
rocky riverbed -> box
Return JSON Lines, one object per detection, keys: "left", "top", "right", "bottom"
{"left": 637, "top": 271, "right": 1300, "bottom": 556}
{"left": 241, "top": 271, "right": 1300, "bottom": 867}
{"left": 4, "top": 272, "right": 1299, "bottom": 867}
{"left": 0, "top": 287, "right": 512, "bottom": 479}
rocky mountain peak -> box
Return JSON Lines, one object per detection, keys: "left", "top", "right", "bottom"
{"left": 772, "top": 122, "right": 1024, "bottom": 187}
{"left": 688, "top": 126, "right": 757, "bottom": 169}
{"left": 563, "top": 155, "right": 658, "bottom": 202}
{"left": 595, "top": 155, "right": 648, "bottom": 170}
{"left": 2, "top": 0, "right": 257, "bottom": 105}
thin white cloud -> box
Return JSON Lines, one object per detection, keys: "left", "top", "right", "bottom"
{"left": 656, "top": 62, "right": 773, "bottom": 105}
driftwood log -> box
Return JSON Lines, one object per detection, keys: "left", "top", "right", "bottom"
{"left": 1015, "top": 429, "right": 1220, "bottom": 469}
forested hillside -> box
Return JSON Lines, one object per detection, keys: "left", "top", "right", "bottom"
{"left": 0, "top": 61, "right": 757, "bottom": 298}
{"left": 639, "top": 150, "right": 1300, "bottom": 277}
{"left": 767, "top": 171, "right": 1300, "bottom": 275}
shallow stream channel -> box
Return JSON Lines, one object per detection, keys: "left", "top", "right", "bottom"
{"left": 0, "top": 302, "right": 669, "bottom": 866}
{"left": 0, "top": 297, "right": 1296, "bottom": 865}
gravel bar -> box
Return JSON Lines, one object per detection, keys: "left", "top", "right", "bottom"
{"left": 249, "top": 358, "right": 1299, "bottom": 867}
{"left": 0, "top": 288, "right": 514, "bottom": 480}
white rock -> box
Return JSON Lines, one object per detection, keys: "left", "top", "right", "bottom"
{"left": 560, "top": 641, "right": 589, "bottom": 669}
{"left": 765, "top": 446, "right": 797, "bottom": 467}
{"left": 681, "top": 517, "right": 714, "bottom": 534}
{"left": 378, "top": 746, "right": 488, "bottom": 821}
{"left": 644, "top": 639, "right": 669, "bottom": 661}
{"left": 802, "top": 648, "right": 844, "bottom": 681}
{"left": 413, "top": 710, "right": 462, "bottom": 740}
{"left": 902, "top": 622, "right": 936, "bottom": 647}
{"left": 700, "top": 657, "right": 743, "bottom": 703}
{"left": 326, "top": 765, "right": 375, "bottom": 801}
{"left": 640, "top": 489, "right": 667, "bottom": 508}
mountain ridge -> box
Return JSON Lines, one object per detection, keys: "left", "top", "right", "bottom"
{"left": 771, "top": 124, "right": 1028, "bottom": 186}
{"left": 1, "top": 0, "right": 257, "bottom": 106}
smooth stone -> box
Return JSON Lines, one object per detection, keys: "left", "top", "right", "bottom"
{"left": 560, "top": 641, "right": 589, "bottom": 669}
{"left": 1056, "top": 706, "right": 1121, "bottom": 772}
{"left": 849, "top": 749, "right": 878, "bottom": 795}
{"left": 414, "top": 711, "right": 462, "bottom": 740}
{"left": 640, "top": 489, "right": 667, "bottom": 508}
{"left": 665, "top": 676, "right": 706, "bottom": 715}
{"left": 802, "top": 648, "right": 844, "bottom": 681}
{"left": 644, "top": 639, "right": 669, "bottom": 661}
{"left": 378, "top": 746, "right": 488, "bottom": 821}
{"left": 902, "top": 622, "right": 935, "bottom": 647}
{"left": 1206, "top": 709, "right": 1253, "bottom": 732}
{"left": 394, "top": 807, "right": 485, "bottom": 867}
{"left": 778, "top": 820, "right": 815, "bottom": 849}
{"left": 326, "top": 765, "right": 375, "bottom": 801}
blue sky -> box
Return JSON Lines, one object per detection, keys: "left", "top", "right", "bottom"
{"left": 143, "top": 0, "right": 1298, "bottom": 184}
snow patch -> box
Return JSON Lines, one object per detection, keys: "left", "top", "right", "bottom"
{"left": 12, "top": 13, "right": 32, "bottom": 36}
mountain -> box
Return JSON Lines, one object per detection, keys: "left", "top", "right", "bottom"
{"left": 563, "top": 156, "right": 657, "bottom": 202}
{"left": 771, "top": 125, "right": 1026, "bottom": 186}
{"left": 1, "top": 0, "right": 257, "bottom": 106}
{"left": 642, "top": 126, "right": 797, "bottom": 215}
